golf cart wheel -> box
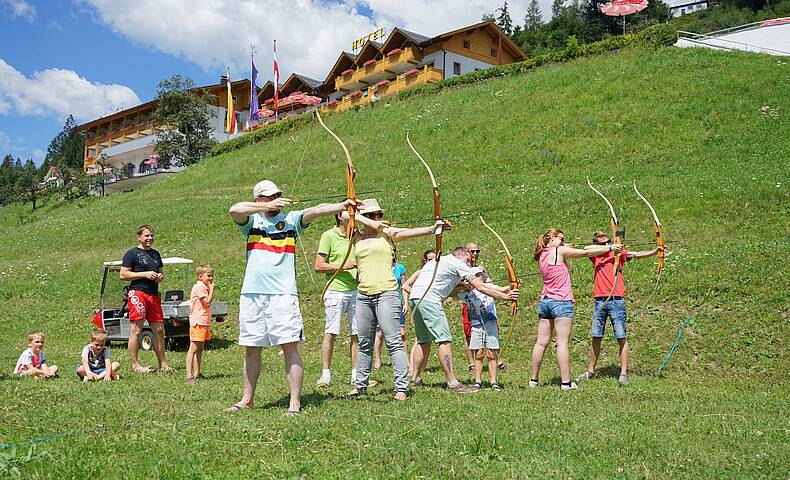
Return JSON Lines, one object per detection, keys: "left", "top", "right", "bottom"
{"left": 140, "top": 331, "right": 155, "bottom": 351}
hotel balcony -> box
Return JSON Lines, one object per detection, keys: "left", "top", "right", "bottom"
{"left": 327, "top": 65, "right": 443, "bottom": 113}
{"left": 335, "top": 47, "right": 422, "bottom": 92}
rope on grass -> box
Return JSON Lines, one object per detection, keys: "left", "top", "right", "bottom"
{"left": 0, "top": 421, "right": 191, "bottom": 450}
{"left": 656, "top": 315, "right": 695, "bottom": 376}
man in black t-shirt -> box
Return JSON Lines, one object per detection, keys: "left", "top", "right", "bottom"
{"left": 120, "top": 224, "right": 172, "bottom": 373}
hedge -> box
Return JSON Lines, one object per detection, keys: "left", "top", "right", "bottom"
{"left": 210, "top": 24, "right": 677, "bottom": 158}
{"left": 209, "top": 114, "right": 314, "bottom": 157}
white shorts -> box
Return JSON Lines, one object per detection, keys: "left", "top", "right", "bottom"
{"left": 239, "top": 294, "right": 304, "bottom": 347}
{"left": 469, "top": 322, "right": 500, "bottom": 350}
{"left": 323, "top": 289, "right": 357, "bottom": 336}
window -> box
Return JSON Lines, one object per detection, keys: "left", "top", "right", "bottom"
{"left": 453, "top": 62, "right": 461, "bottom": 75}
{"left": 463, "top": 39, "right": 470, "bottom": 49}
{"left": 490, "top": 48, "right": 498, "bottom": 58}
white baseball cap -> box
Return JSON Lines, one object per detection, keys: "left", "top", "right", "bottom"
{"left": 253, "top": 180, "right": 282, "bottom": 198}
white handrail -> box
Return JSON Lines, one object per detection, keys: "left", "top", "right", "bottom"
{"left": 677, "top": 30, "right": 790, "bottom": 55}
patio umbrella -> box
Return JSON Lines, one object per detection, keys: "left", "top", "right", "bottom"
{"left": 102, "top": 167, "right": 113, "bottom": 174}
{"left": 142, "top": 158, "right": 158, "bottom": 165}
{"left": 600, "top": 0, "right": 648, "bottom": 34}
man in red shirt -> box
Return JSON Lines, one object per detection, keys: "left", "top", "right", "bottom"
{"left": 578, "top": 231, "right": 666, "bottom": 385}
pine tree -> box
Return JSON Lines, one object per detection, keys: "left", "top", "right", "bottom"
{"left": 552, "top": 0, "right": 567, "bottom": 18}
{"left": 496, "top": 1, "right": 514, "bottom": 36}
{"left": 525, "top": 0, "right": 545, "bottom": 30}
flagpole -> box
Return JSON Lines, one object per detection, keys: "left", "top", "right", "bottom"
{"left": 250, "top": 44, "right": 258, "bottom": 128}
{"left": 274, "top": 39, "right": 279, "bottom": 122}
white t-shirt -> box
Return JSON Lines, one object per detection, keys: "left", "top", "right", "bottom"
{"left": 409, "top": 255, "right": 477, "bottom": 304}
{"left": 14, "top": 348, "right": 46, "bottom": 374}
{"left": 458, "top": 267, "right": 498, "bottom": 326}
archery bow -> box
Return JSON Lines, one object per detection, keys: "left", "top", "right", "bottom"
{"left": 406, "top": 132, "right": 442, "bottom": 318}
{"left": 587, "top": 179, "right": 624, "bottom": 317}
{"left": 479, "top": 215, "right": 520, "bottom": 352}
{"left": 633, "top": 180, "right": 666, "bottom": 307}
{"left": 316, "top": 110, "right": 357, "bottom": 302}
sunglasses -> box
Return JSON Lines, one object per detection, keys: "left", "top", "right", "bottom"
{"left": 469, "top": 249, "right": 480, "bottom": 253}
{"left": 364, "top": 212, "right": 383, "bottom": 219}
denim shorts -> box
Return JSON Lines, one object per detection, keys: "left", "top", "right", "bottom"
{"left": 592, "top": 298, "right": 627, "bottom": 339}
{"left": 537, "top": 298, "right": 574, "bottom": 320}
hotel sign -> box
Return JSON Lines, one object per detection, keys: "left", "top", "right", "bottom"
{"left": 352, "top": 27, "right": 386, "bottom": 51}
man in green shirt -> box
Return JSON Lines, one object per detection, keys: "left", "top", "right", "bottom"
{"left": 314, "top": 213, "right": 358, "bottom": 387}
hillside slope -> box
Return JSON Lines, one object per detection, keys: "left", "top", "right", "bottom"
{"left": 0, "top": 45, "right": 787, "bottom": 478}
{"left": 2, "top": 46, "right": 786, "bottom": 374}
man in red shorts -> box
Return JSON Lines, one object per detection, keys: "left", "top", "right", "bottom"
{"left": 120, "top": 224, "right": 172, "bottom": 373}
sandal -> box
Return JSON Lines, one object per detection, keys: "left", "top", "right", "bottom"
{"left": 132, "top": 365, "right": 153, "bottom": 374}
{"left": 223, "top": 403, "right": 251, "bottom": 413}
{"left": 491, "top": 383, "right": 504, "bottom": 392}
{"left": 285, "top": 409, "right": 300, "bottom": 417}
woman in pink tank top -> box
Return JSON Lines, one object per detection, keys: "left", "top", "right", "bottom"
{"left": 529, "top": 228, "right": 622, "bottom": 390}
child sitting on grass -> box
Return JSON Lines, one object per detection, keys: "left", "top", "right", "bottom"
{"left": 186, "top": 264, "right": 214, "bottom": 383}
{"left": 14, "top": 332, "right": 58, "bottom": 378}
{"left": 77, "top": 329, "right": 120, "bottom": 381}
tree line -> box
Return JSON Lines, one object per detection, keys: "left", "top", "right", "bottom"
{"left": 485, "top": 0, "right": 787, "bottom": 57}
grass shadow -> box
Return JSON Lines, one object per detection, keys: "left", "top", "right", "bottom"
{"left": 257, "top": 391, "right": 329, "bottom": 412}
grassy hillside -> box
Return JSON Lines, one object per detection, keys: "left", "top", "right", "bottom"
{"left": 1, "top": 46, "right": 788, "bottom": 478}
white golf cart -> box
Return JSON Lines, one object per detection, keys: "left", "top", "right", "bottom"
{"left": 92, "top": 257, "right": 228, "bottom": 350}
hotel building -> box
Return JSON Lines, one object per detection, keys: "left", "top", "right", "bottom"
{"left": 77, "top": 20, "right": 525, "bottom": 173}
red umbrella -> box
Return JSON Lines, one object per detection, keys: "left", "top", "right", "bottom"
{"left": 142, "top": 158, "right": 158, "bottom": 165}
{"left": 260, "top": 108, "right": 275, "bottom": 117}
{"left": 102, "top": 167, "right": 113, "bottom": 174}
{"left": 600, "top": 0, "right": 648, "bottom": 34}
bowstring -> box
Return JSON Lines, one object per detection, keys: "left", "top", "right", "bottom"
{"left": 289, "top": 114, "right": 317, "bottom": 289}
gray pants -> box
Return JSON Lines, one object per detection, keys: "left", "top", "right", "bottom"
{"left": 355, "top": 290, "right": 408, "bottom": 393}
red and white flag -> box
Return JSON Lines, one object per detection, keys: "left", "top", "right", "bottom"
{"left": 273, "top": 40, "right": 279, "bottom": 114}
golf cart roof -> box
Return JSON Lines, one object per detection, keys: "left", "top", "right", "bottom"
{"left": 103, "top": 257, "right": 194, "bottom": 268}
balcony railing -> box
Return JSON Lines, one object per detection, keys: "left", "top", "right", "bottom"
{"left": 327, "top": 65, "right": 443, "bottom": 113}
{"left": 335, "top": 47, "right": 422, "bottom": 92}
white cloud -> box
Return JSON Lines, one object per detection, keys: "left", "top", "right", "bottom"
{"left": 78, "top": 0, "right": 549, "bottom": 84}
{"left": 0, "top": 58, "right": 141, "bottom": 123}
{"left": 0, "top": 130, "right": 45, "bottom": 162}
{"left": 2, "top": 0, "right": 36, "bottom": 22}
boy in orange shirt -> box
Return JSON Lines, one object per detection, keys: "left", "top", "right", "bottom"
{"left": 186, "top": 264, "right": 214, "bottom": 383}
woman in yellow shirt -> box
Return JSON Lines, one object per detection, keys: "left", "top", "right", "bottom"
{"left": 347, "top": 199, "right": 447, "bottom": 401}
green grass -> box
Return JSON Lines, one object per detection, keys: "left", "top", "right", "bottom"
{"left": 1, "top": 46, "right": 788, "bottom": 478}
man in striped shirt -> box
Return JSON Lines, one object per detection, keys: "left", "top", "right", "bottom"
{"left": 225, "top": 179, "right": 355, "bottom": 416}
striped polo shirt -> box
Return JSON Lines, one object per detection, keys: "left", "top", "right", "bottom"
{"left": 238, "top": 210, "right": 306, "bottom": 295}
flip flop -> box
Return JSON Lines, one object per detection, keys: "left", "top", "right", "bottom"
{"left": 133, "top": 366, "right": 153, "bottom": 374}
{"left": 158, "top": 366, "right": 176, "bottom": 373}
{"left": 223, "top": 403, "right": 251, "bottom": 413}
{"left": 285, "top": 409, "right": 300, "bottom": 417}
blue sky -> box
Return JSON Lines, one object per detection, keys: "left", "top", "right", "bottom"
{"left": 0, "top": 0, "right": 543, "bottom": 166}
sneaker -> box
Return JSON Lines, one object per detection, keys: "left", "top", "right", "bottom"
{"left": 447, "top": 382, "right": 479, "bottom": 394}
{"left": 528, "top": 379, "right": 539, "bottom": 388}
{"left": 576, "top": 371, "right": 594, "bottom": 382}
{"left": 472, "top": 382, "right": 483, "bottom": 389}
{"left": 315, "top": 376, "right": 331, "bottom": 388}
{"left": 408, "top": 377, "right": 423, "bottom": 388}
{"left": 561, "top": 381, "right": 579, "bottom": 391}
{"left": 619, "top": 374, "right": 629, "bottom": 385}
{"left": 491, "top": 383, "right": 504, "bottom": 392}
